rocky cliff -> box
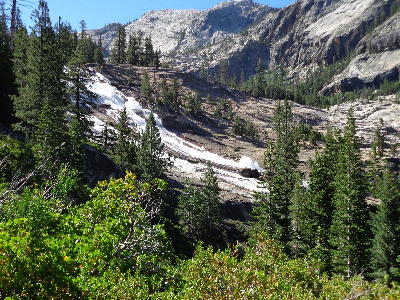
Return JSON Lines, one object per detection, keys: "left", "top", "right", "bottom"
{"left": 89, "top": 0, "right": 400, "bottom": 93}
{"left": 88, "top": 0, "right": 275, "bottom": 57}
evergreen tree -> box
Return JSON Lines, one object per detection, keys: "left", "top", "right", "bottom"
{"left": 136, "top": 112, "right": 170, "bottom": 181}
{"left": 288, "top": 172, "right": 309, "bottom": 257}
{"left": 289, "top": 128, "right": 340, "bottom": 266}
{"left": 66, "top": 41, "right": 96, "bottom": 138}
{"left": 254, "top": 100, "right": 299, "bottom": 244}
{"left": 142, "top": 36, "right": 154, "bottom": 67}
{"left": 0, "top": 2, "right": 16, "bottom": 126}
{"left": 140, "top": 70, "right": 153, "bottom": 108}
{"left": 113, "top": 107, "right": 138, "bottom": 173}
{"left": 110, "top": 25, "right": 126, "bottom": 64}
{"left": 177, "top": 164, "right": 223, "bottom": 244}
{"left": 126, "top": 33, "right": 140, "bottom": 66}
{"left": 371, "top": 124, "right": 385, "bottom": 160}
{"left": 33, "top": 103, "right": 68, "bottom": 173}
{"left": 185, "top": 91, "right": 202, "bottom": 115}
{"left": 160, "top": 77, "right": 180, "bottom": 112}
{"left": 13, "top": 1, "right": 70, "bottom": 175}
{"left": 93, "top": 34, "right": 104, "bottom": 68}
{"left": 370, "top": 167, "right": 400, "bottom": 282}
{"left": 55, "top": 17, "right": 75, "bottom": 65}
{"left": 219, "top": 59, "right": 229, "bottom": 85}
{"left": 13, "top": 0, "right": 67, "bottom": 136}
{"left": 330, "top": 109, "right": 369, "bottom": 278}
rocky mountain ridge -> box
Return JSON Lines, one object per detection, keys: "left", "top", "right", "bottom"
{"left": 89, "top": 0, "right": 400, "bottom": 95}
{"left": 88, "top": 0, "right": 275, "bottom": 57}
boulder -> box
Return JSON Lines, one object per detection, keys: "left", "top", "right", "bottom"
{"left": 83, "top": 144, "right": 124, "bottom": 187}
{"left": 239, "top": 168, "right": 260, "bottom": 178}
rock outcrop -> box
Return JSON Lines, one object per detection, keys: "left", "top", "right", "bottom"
{"left": 323, "top": 12, "right": 400, "bottom": 94}
{"left": 90, "top": 0, "right": 400, "bottom": 95}
{"left": 83, "top": 144, "right": 124, "bottom": 187}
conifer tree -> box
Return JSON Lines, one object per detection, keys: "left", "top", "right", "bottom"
{"left": 93, "top": 34, "right": 104, "bottom": 68}
{"left": 136, "top": 112, "right": 170, "bottom": 181}
{"left": 330, "top": 109, "right": 369, "bottom": 278}
{"left": 66, "top": 40, "right": 96, "bottom": 138}
{"left": 13, "top": 1, "right": 70, "bottom": 175}
{"left": 289, "top": 172, "right": 311, "bottom": 257}
{"left": 254, "top": 100, "right": 299, "bottom": 244}
{"left": 126, "top": 33, "right": 140, "bottom": 65}
{"left": 370, "top": 167, "right": 400, "bottom": 282}
{"left": 13, "top": 0, "right": 67, "bottom": 136}
{"left": 0, "top": 3, "right": 16, "bottom": 126}
{"left": 177, "top": 164, "right": 223, "bottom": 244}
{"left": 110, "top": 25, "right": 126, "bottom": 64}
{"left": 289, "top": 128, "right": 340, "bottom": 266}
{"left": 113, "top": 107, "right": 138, "bottom": 173}
{"left": 219, "top": 59, "right": 229, "bottom": 85}
{"left": 140, "top": 70, "right": 153, "bottom": 108}
{"left": 142, "top": 36, "right": 154, "bottom": 67}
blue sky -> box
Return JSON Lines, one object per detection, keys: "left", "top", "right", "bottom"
{"left": 15, "top": 0, "right": 296, "bottom": 31}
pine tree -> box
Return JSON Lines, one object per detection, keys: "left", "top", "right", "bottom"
{"left": 370, "top": 167, "right": 400, "bottom": 282}
{"left": 110, "top": 25, "right": 126, "bottom": 64}
{"left": 93, "top": 34, "right": 104, "bottom": 68}
{"left": 371, "top": 124, "right": 385, "bottom": 160}
{"left": 12, "top": 1, "right": 70, "bottom": 175}
{"left": 136, "top": 112, "right": 170, "bottom": 181}
{"left": 113, "top": 107, "right": 138, "bottom": 173}
{"left": 330, "top": 109, "right": 369, "bottom": 278}
{"left": 126, "top": 33, "right": 140, "bottom": 65}
{"left": 177, "top": 164, "right": 223, "bottom": 244}
{"left": 140, "top": 70, "right": 153, "bottom": 108}
{"left": 185, "top": 91, "right": 202, "bottom": 115}
{"left": 289, "top": 172, "right": 311, "bottom": 257}
{"left": 0, "top": 2, "right": 16, "bottom": 126}
{"left": 142, "top": 36, "right": 154, "bottom": 67}
{"left": 13, "top": 0, "right": 67, "bottom": 136}
{"left": 254, "top": 100, "right": 299, "bottom": 244}
{"left": 219, "top": 59, "right": 229, "bottom": 85}
{"left": 66, "top": 41, "right": 96, "bottom": 138}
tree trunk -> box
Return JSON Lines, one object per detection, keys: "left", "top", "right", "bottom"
{"left": 10, "top": 0, "right": 17, "bottom": 50}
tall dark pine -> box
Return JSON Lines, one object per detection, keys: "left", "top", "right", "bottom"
{"left": 254, "top": 100, "right": 299, "bottom": 243}
{"left": 330, "top": 109, "right": 369, "bottom": 278}
{"left": 0, "top": 3, "right": 16, "bottom": 126}
{"left": 140, "top": 70, "right": 153, "bottom": 108}
{"left": 113, "top": 107, "right": 138, "bottom": 173}
{"left": 66, "top": 40, "right": 96, "bottom": 137}
{"left": 288, "top": 172, "right": 311, "bottom": 257}
{"left": 370, "top": 167, "right": 400, "bottom": 282}
{"left": 142, "top": 36, "right": 154, "bottom": 66}
{"left": 93, "top": 34, "right": 104, "bottom": 67}
{"left": 110, "top": 25, "right": 126, "bottom": 64}
{"left": 13, "top": 1, "right": 69, "bottom": 174}
{"left": 136, "top": 112, "right": 170, "bottom": 181}
{"left": 13, "top": 1, "right": 67, "bottom": 134}
{"left": 290, "top": 130, "right": 340, "bottom": 262}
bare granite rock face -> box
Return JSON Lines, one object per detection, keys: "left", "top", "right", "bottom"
{"left": 322, "top": 12, "right": 400, "bottom": 94}
{"left": 87, "top": 23, "right": 122, "bottom": 57}
{"left": 90, "top": 0, "right": 400, "bottom": 93}
{"left": 89, "top": 0, "right": 274, "bottom": 57}
{"left": 186, "top": 0, "right": 397, "bottom": 78}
